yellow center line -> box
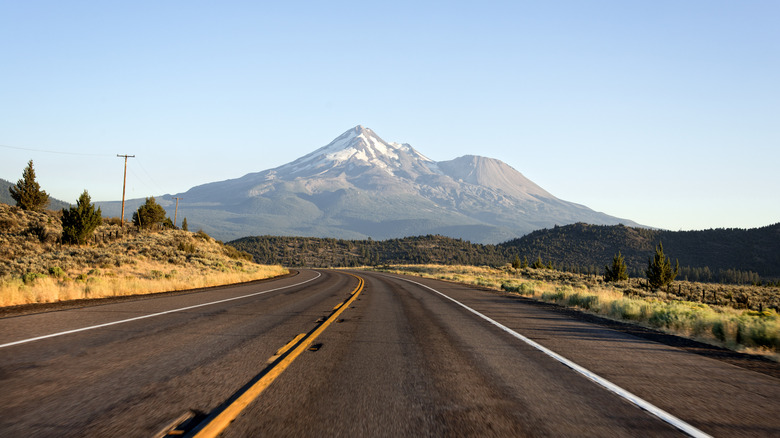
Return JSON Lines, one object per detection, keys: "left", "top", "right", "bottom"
{"left": 191, "top": 273, "right": 364, "bottom": 438}
{"left": 266, "top": 333, "right": 306, "bottom": 364}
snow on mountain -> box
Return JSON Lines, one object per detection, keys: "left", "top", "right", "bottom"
{"left": 278, "top": 126, "right": 434, "bottom": 178}
{"left": 97, "top": 125, "right": 641, "bottom": 243}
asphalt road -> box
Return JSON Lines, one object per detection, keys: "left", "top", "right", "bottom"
{"left": 0, "top": 269, "right": 778, "bottom": 437}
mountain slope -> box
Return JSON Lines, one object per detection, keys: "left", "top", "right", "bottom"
{"left": 98, "top": 126, "right": 640, "bottom": 243}
{"left": 0, "top": 178, "right": 71, "bottom": 210}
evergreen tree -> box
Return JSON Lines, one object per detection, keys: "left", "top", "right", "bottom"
{"left": 531, "top": 255, "right": 545, "bottom": 269}
{"left": 603, "top": 251, "right": 629, "bottom": 282}
{"left": 61, "top": 190, "right": 102, "bottom": 245}
{"left": 181, "top": 217, "right": 188, "bottom": 231}
{"left": 511, "top": 255, "right": 522, "bottom": 269}
{"left": 646, "top": 242, "right": 679, "bottom": 289}
{"left": 9, "top": 160, "right": 49, "bottom": 211}
{"left": 132, "top": 197, "right": 167, "bottom": 230}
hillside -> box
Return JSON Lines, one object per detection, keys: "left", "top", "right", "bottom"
{"left": 0, "top": 203, "right": 286, "bottom": 307}
{"left": 500, "top": 223, "right": 780, "bottom": 280}
{"left": 0, "top": 178, "right": 71, "bottom": 210}
{"left": 230, "top": 234, "right": 508, "bottom": 268}
{"left": 231, "top": 222, "right": 780, "bottom": 282}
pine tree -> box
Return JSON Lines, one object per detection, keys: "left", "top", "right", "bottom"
{"left": 603, "top": 251, "right": 629, "bottom": 282}
{"left": 646, "top": 242, "right": 679, "bottom": 289}
{"left": 9, "top": 160, "right": 49, "bottom": 211}
{"left": 61, "top": 190, "right": 102, "bottom": 245}
{"left": 132, "top": 197, "right": 167, "bottom": 230}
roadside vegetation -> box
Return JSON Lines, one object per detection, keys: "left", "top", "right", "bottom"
{"left": 0, "top": 205, "right": 286, "bottom": 307}
{"left": 366, "top": 264, "right": 780, "bottom": 360}
{"left": 1, "top": 160, "right": 287, "bottom": 307}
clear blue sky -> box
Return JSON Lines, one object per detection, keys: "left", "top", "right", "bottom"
{"left": 1, "top": 1, "right": 778, "bottom": 231}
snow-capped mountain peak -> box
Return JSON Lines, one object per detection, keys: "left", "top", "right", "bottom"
{"left": 146, "top": 124, "right": 640, "bottom": 244}
{"left": 279, "top": 125, "right": 433, "bottom": 176}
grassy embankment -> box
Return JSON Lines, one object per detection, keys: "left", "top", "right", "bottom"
{"left": 0, "top": 204, "right": 287, "bottom": 307}
{"left": 369, "top": 264, "right": 780, "bottom": 360}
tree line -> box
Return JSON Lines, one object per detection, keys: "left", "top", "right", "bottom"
{"left": 230, "top": 233, "right": 778, "bottom": 288}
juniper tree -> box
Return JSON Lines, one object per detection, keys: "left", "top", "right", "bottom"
{"left": 9, "top": 160, "right": 49, "bottom": 211}
{"left": 603, "top": 251, "right": 629, "bottom": 282}
{"left": 181, "top": 217, "right": 188, "bottom": 231}
{"left": 132, "top": 197, "right": 167, "bottom": 230}
{"left": 646, "top": 242, "right": 679, "bottom": 290}
{"left": 61, "top": 190, "right": 102, "bottom": 245}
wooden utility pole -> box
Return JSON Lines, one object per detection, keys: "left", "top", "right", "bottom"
{"left": 173, "top": 197, "right": 182, "bottom": 227}
{"left": 117, "top": 154, "right": 135, "bottom": 226}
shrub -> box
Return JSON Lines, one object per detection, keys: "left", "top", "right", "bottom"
{"left": 568, "top": 292, "right": 599, "bottom": 310}
{"left": 22, "top": 272, "right": 47, "bottom": 284}
{"left": 61, "top": 191, "right": 102, "bottom": 245}
{"left": 222, "top": 244, "right": 253, "bottom": 261}
{"left": 25, "top": 223, "right": 50, "bottom": 243}
{"left": 132, "top": 197, "right": 167, "bottom": 230}
{"left": 609, "top": 299, "right": 645, "bottom": 320}
{"left": 48, "top": 266, "right": 66, "bottom": 278}
{"left": 177, "top": 240, "right": 196, "bottom": 253}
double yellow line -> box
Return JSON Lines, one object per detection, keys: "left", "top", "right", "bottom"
{"left": 189, "top": 273, "right": 364, "bottom": 438}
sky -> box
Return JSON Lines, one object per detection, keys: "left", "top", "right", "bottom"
{"left": 1, "top": 1, "right": 778, "bottom": 231}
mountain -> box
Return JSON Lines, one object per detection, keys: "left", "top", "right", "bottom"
{"left": 98, "top": 126, "right": 641, "bottom": 243}
{"left": 0, "top": 178, "right": 71, "bottom": 210}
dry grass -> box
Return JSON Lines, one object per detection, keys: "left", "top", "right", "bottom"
{"left": 367, "top": 264, "right": 780, "bottom": 360}
{"left": 0, "top": 204, "right": 287, "bottom": 307}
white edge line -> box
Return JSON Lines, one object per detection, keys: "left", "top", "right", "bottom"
{"left": 0, "top": 271, "right": 322, "bottom": 349}
{"left": 390, "top": 274, "right": 712, "bottom": 438}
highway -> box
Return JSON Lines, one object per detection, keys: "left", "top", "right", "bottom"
{"left": 0, "top": 269, "right": 778, "bottom": 437}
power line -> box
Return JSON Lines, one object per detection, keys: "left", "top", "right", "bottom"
{"left": 134, "top": 158, "right": 166, "bottom": 194}
{"left": 0, "top": 143, "right": 113, "bottom": 157}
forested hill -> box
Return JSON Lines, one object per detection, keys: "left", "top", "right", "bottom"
{"left": 229, "top": 222, "right": 780, "bottom": 282}
{"left": 499, "top": 222, "right": 780, "bottom": 279}
{"left": 229, "top": 235, "right": 507, "bottom": 268}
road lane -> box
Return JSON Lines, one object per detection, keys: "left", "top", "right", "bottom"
{"left": 2, "top": 269, "right": 778, "bottom": 437}
{"left": 223, "top": 271, "right": 684, "bottom": 437}
{"left": 387, "top": 273, "right": 780, "bottom": 437}
{"left": 0, "top": 270, "right": 322, "bottom": 348}
{"left": 0, "top": 269, "right": 358, "bottom": 437}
